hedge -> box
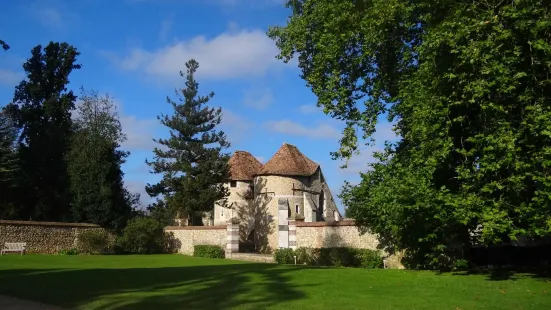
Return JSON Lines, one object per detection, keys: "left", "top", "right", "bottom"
{"left": 194, "top": 245, "right": 225, "bottom": 259}
{"left": 274, "top": 247, "right": 383, "bottom": 268}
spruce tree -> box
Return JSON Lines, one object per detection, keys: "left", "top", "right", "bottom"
{"left": 146, "top": 59, "right": 230, "bottom": 225}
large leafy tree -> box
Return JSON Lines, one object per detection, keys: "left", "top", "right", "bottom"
{"left": 146, "top": 59, "right": 230, "bottom": 225}
{"left": 68, "top": 88, "right": 137, "bottom": 231}
{"left": 269, "top": 0, "right": 551, "bottom": 268}
{"left": 4, "top": 42, "right": 81, "bottom": 221}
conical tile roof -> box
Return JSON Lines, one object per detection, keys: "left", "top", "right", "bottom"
{"left": 257, "top": 143, "right": 319, "bottom": 177}
{"left": 228, "top": 151, "right": 263, "bottom": 181}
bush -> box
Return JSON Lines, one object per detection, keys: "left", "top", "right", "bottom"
{"left": 78, "top": 229, "right": 112, "bottom": 254}
{"left": 274, "top": 248, "right": 296, "bottom": 264}
{"left": 452, "top": 259, "right": 470, "bottom": 271}
{"left": 58, "top": 248, "right": 79, "bottom": 255}
{"left": 355, "top": 249, "right": 384, "bottom": 268}
{"left": 193, "top": 245, "right": 225, "bottom": 259}
{"left": 295, "top": 247, "right": 315, "bottom": 265}
{"left": 116, "top": 217, "right": 166, "bottom": 254}
{"left": 274, "top": 247, "right": 383, "bottom": 268}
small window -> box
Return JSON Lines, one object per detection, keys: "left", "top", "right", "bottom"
{"left": 221, "top": 208, "right": 224, "bottom": 217}
{"left": 295, "top": 204, "right": 300, "bottom": 214}
{"left": 230, "top": 180, "right": 237, "bottom": 188}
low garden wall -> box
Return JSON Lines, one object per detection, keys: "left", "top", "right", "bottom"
{"left": 293, "top": 220, "right": 379, "bottom": 249}
{"left": 165, "top": 225, "right": 227, "bottom": 255}
{"left": 0, "top": 220, "right": 105, "bottom": 254}
{"left": 291, "top": 220, "right": 404, "bottom": 269}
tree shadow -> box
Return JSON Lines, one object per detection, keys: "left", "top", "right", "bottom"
{"left": 249, "top": 177, "right": 273, "bottom": 254}
{"left": 0, "top": 262, "right": 311, "bottom": 309}
{"left": 450, "top": 267, "right": 551, "bottom": 282}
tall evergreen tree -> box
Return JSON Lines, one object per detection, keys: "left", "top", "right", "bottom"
{"left": 146, "top": 59, "right": 230, "bottom": 224}
{"left": 68, "top": 88, "right": 137, "bottom": 231}
{"left": 4, "top": 42, "right": 81, "bottom": 221}
{"left": 0, "top": 111, "right": 19, "bottom": 218}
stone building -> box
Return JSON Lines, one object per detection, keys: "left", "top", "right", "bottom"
{"left": 214, "top": 143, "right": 342, "bottom": 253}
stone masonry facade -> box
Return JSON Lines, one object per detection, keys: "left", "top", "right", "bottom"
{"left": 0, "top": 220, "right": 106, "bottom": 254}
{"left": 290, "top": 220, "right": 405, "bottom": 269}
{"left": 164, "top": 225, "right": 227, "bottom": 255}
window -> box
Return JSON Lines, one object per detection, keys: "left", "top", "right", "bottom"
{"left": 230, "top": 180, "right": 237, "bottom": 188}
{"left": 220, "top": 208, "right": 224, "bottom": 217}
{"left": 295, "top": 204, "right": 300, "bottom": 214}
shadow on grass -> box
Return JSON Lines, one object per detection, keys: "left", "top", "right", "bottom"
{"left": 0, "top": 263, "right": 311, "bottom": 309}
{"left": 450, "top": 267, "right": 551, "bottom": 282}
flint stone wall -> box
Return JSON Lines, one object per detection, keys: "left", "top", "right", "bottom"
{"left": 293, "top": 220, "right": 405, "bottom": 269}
{"left": 165, "top": 225, "right": 226, "bottom": 255}
{"left": 0, "top": 220, "right": 105, "bottom": 254}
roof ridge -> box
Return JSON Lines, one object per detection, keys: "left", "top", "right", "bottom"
{"left": 256, "top": 143, "right": 319, "bottom": 177}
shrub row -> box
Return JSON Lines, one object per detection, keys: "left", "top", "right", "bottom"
{"left": 274, "top": 247, "right": 384, "bottom": 268}
{"left": 73, "top": 217, "right": 180, "bottom": 255}
{"left": 193, "top": 245, "right": 225, "bottom": 259}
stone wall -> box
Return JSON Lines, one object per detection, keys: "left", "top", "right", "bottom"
{"left": 165, "top": 225, "right": 226, "bottom": 255}
{"left": 293, "top": 220, "right": 379, "bottom": 249}
{"left": 0, "top": 220, "right": 105, "bottom": 254}
{"left": 292, "top": 220, "right": 404, "bottom": 269}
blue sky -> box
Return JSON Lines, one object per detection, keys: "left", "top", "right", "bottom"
{"left": 0, "top": 0, "right": 396, "bottom": 213}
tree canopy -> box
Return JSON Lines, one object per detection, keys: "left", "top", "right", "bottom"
{"left": 146, "top": 59, "right": 230, "bottom": 224}
{"left": 269, "top": 0, "right": 551, "bottom": 268}
{"left": 4, "top": 42, "right": 81, "bottom": 221}
{"left": 68, "top": 88, "right": 137, "bottom": 231}
{"left": 0, "top": 40, "right": 8, "bottom": 51}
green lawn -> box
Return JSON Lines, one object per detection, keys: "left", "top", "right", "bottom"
{"left": 0, "top": 255, "right": 549, "bottom": 309}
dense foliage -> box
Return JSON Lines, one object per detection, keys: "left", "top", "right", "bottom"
{"left": 146, "top": 59, "right": 230, "bottom": 224}
{"left": 269, "top": 0, "right": 551, "bottom": 268}
{"left": 193, "top": 245, "right": 225, "bottom": 259}
{"left": 0, "top": 111, "right": 19, "bottom": 218}
{"left": 116, "top": 217, "right": 167, "bottom": 254}
{"left": 68, "top": 88, "right": 137, "bottom": 232}
{"left": 274, "top": 247, "right": 383, "bottom": 268}
{"left": 57, "top": 248, "right": 79, "bottom": 255}
{"left": 4, "top": 42, "right": 81, "bottom": 221}
{"left": 77, "top": 229, "right": 113, "bottom": 254}
{"left": 1, "top": 43, "right": 138, "bottom": 232}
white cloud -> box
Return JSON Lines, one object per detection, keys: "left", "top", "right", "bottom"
{"left": 28, "top": 1, "right": 79, "bottom": 28}
{"left": 338, "top": 121, "right": 399, "bottom": 175}
{"left": 73, "top": 95, "right": 160, "bottom": 151}
{"left": 243, "top": 88, "right": 273, "bottom": 110}
{"left": 0, "top": 69, "right": 23, "bottom": 87}
{"left": 158, "top": 18, "right": 173, "bottom": 42}
{"left": 298, "top": 104, "right": 320, "bottom": 114}
{"left": 339, "top": 146, "right": 383, "bottom": 176}
{"left": 264, "top": 120, "right": 340, "bottom": 139}
{"left": 124, "top": 179, "right": 154, "bottom": 207}
{"left": 221, "top": 109, "right": 254, "bottom": 145}
{"left": 120, "top": 114, "right": 160, "bottom": 151}
{"left": 110, "top": 26, "right": 282, "bottom": 80}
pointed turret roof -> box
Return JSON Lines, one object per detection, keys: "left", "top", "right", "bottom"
{"left": 257, "top": 143, "right": 319, "bottom": 177}
{"left": 228, "top": 151, "right": 263, "bottom": 181}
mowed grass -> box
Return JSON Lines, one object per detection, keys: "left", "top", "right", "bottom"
{"left": 0, "top": 255, "right": 550, "bottom": 310}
